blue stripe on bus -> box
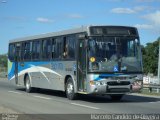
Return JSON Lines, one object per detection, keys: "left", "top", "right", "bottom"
{"left": 8, "top": 61, "right": 48, "bottom": 80}
{"left": 94, "top": 74, "right": 129, "bottom": 81}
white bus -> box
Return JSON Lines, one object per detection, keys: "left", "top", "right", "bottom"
{"left": 8, "top": 25, "right": 143, "bottom": 100}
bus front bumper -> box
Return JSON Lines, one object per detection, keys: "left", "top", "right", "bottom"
{"left": 88, "top": 80, "right": 143, "bottom": 95}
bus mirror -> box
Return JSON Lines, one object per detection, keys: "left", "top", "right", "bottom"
{"left": 78, "top": 34, "right": 86, "bottom": 40}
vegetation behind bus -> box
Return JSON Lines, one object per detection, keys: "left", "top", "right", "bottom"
{"left": 0, "top": 54, "right": 7, "bottom": 77}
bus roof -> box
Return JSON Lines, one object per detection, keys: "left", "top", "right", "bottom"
{"left": 9, "top": 26, "right": 89, "bottom": 43}
{"left": 9, "top": 25, "right": 137, "bottom": 43}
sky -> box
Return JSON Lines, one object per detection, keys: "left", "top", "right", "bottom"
{"left": 0, "top": 0, "right": 160, "bottom": 54}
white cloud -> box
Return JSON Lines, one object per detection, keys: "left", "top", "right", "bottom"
{"left": 111, "top": 6, "right": 150, "bottom": 14}
{"left": 134, "top": 24, "right": 153, "bottom": 29}
{"left": 135, "top": 11, "right": 160, "bottom": 34}
{"left": 68, "top": 14, "right": 84, "bottom": 19}
{"left": 111, "top": 8, "right": 135, "bottom": 14}
{"left": 36, "top": 17, "right": 54, "bottom": 23}
{"left": 1, "top": 0, "right": 7, "bottom": 3}
{"left": 143, "top": 11, "right": 160, "bottom": 25}
{"left": 134, "top": 6, "right": 150, "bottom": 12}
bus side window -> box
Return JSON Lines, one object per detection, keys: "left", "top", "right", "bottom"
{"left": 63, "top": 35, "right": 76, "bottom": 59}
{"left": 57, "top": 37, "right": 63, "bottom": 59}
{"left": 51, "top": 37, "right": 63, "bottom": 59}
{"left": 63, "top": 37, "right": 68, "bottom": 58}
{"left": 23, "top": 41, "right": 32, "bottom": 61}
{"left": 42, "top": 39, "right": 51, "bottom": 60}
{"left": 32, "top": 40, "right": 40, "bottom": 60}
{"left": 9, "top": 44, "right": 15, "bottom": 61}
{"left": 52, "top": 39, "right": 56, "bottom": 59}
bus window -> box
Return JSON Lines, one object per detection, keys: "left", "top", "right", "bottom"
{"left": 57, "top": 37, "right": 63, "bottom": 59}
{"left": 63, "top": 37, "right": 67, "bottom": 58}
{"left": 9, "top": 44, "right": 15, "bottom": 61}
{"left": 22, "top": 41, "right": 32, "bottom": 61}
{"left": 51, "top": 38, "right": 56, "bottom": 59}
{"left": 15, "top": 43, "right": 21, "bottom": 62}
{"left": 32, "top": 40, "right": 41, "bottom": 60}
{"left": 42, "top": 39, "right": 51, "bottom": 60}
{"left": 66, "top": 35, "right": 76, "bottom": 59}
{"left": 52, "top": 37, "right": 63, "bottom": 59}
{"left": 63, "top": 35, "right": 76, "bottom": 59}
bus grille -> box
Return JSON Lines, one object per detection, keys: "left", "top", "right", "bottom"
{"left": 107, "top": 81, "right": 130, "bottom": 86}
{"left": 108, "top": 88, "right": 130, "bottom": 93}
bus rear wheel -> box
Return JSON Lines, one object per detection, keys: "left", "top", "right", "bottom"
{"left": 25, "top": 75, "right": 33, "bottom": 93}
{"left": 66, "top": 77, "right": 77, "bottom": 100}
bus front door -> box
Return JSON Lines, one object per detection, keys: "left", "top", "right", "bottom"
{"left": 15, "top": 44, "right": 20, "bottom": 85}
{"left": 77, "top": 40, "right": 87, "bottom": 92}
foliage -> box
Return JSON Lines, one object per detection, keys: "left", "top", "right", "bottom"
{"left": 142, "top": 38, "right": 159, "bottom": 75}
{"left": 0, "top": 54, "right": 7, "bottom": 68}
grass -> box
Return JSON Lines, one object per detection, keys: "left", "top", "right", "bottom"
{"left": 138, "top": 88, "right": 160, "bottom": 96}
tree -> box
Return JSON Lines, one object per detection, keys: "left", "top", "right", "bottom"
{"left": 142, "top": 39, "right": 159, "bottom": 75}
{"left": 0, "top": 54, "right": 7, "bottom": 72}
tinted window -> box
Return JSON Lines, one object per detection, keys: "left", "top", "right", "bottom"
{"left": 63, "top": 35, "right": 76, "bottom": 59}
{"left": 52, "top": 37, "right": 63, "bottom": 59}
{"left": 32, "top": 40, "right": 41, "bottom": 60}
{"left": 42, "top": 39, "right": 51, "bottom": 60}
{"left": 15, "top": 43, "right": 21, "bottom": 62}
{"left": 9, "top": 44, "right": 15, "bottom": 61}
{"left": 51, "top": 38, "right": 56, "bottom": 59}
{"left": 21, "top": 41, "right": 32, "bottom": 61}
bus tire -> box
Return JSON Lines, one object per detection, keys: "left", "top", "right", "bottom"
{"left": 25, "top": 75, "right": 33, "bottom": 93}
{"left": 66, "top": 77, "right": 77, "bottom": 100}
{"left": 110, "top": 94, "right": 123, "bottom": 101}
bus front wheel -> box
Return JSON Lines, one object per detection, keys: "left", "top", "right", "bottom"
{"left": 66, "top": 77, "right": 77, "bottom": 100}
{"left": 25, "top": 75, "right": 33, "bottom": 93}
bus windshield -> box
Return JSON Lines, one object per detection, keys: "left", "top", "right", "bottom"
{"left": 88, "top": 37, "right": 142, "bottom": 73}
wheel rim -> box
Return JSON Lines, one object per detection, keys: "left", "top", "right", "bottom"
{"left": 67, "top": 82, "right": 73, "bottom": 94}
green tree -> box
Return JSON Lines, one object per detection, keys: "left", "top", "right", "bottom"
{"left": 142, "top": 39, "right": 159, "bottom": 75}
{"left": 0, "top": 54, "right": 7, "bottom": 71}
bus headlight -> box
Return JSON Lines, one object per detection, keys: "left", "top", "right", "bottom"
{"left": 90, "top": 81, "right": 100, "bottom": 86}
{"left": 90, "top": 80, "right": 105, "bottom": 86}
{"left": 90, "top": 81, "right": 95, "bottom": 86}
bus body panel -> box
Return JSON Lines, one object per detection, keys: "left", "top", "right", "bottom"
{"left": 8, "top": 60, "right": 77, "bottom": 92}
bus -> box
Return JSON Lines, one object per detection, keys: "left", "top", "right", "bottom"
{"left": 8, "top": 25, "right": 143, "bottom": 100}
